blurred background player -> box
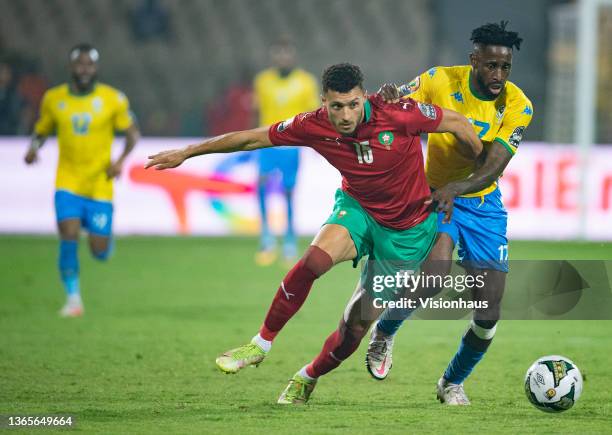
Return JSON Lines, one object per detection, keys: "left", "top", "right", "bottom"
{"left": 24, "top": 43, "right": 140, "bottom": 317}
{"left": 253, "top": 36, "right": 319, "bottom": 265}
{"left": 366, "top": 22, "right": 533, "bottom": 405}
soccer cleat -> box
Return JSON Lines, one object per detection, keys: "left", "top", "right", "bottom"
{"left": 255, "top": 249, "right": 277, "bottom": 266}
{"left": 255, "top": 234, "right": 277, "bottom": 266}
{"left": 365, "top": 326, "right": 394, "bottom": 380}
{"left": 436, "top": 377, "right": 471, "bottom": 405}
{"left": 277, "top": 373, "right": 317, "bottom": 405}
{"left": 59, "top": 300, "right": 84, "bottom": 318}
{"left": 215, "top": 342, "right": 267, "bottom": 374}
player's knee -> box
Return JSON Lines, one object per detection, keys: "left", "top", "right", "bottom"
{"left": 91, "top": 247, "right": 111, "bottom": 261}
{"left": 90, "top": 240, "right": 113, "bottom": 262}
{"left": 343, "top": 320, "right": 369, "bottom": 340}
{"left": 301, "top": 245, "right": 333, "bottom": 278}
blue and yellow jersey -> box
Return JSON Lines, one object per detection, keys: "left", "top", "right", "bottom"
{"left": 400, "top": 65, "right": 533, "bottom": 197}
{"left": 35, "top": 83, "right": 134, "bottom": 201}
{"left": 254, "top": 68, "right": 319, "bottom": 127}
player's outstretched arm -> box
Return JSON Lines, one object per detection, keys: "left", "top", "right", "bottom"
{"left": 145, "top": 126, "right": 273, "bottom": 170}
{"left": 107, "top": 124, "right": 141, "bottom": 179}
{"left": 435, "top": 109, "right": 484, "bottom": 159}
{"left": 429, "top": 142, "right": 512, "bottom": 222}
{"left": 24, "top": 135, "right": 47, "bottom": 165}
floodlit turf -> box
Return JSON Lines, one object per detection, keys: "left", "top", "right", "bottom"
{"left": 1, "top": 236, "right": 611, "bottom": 433}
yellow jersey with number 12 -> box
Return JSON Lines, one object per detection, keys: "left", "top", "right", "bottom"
{"left": 34, "top": 83, "right": 134, "bottom": 201}
{"left": 400, "top": 65, "right": 533, "bottom": 197}
{"left": 254, "top": 68, "right": 320, "bottom": 127}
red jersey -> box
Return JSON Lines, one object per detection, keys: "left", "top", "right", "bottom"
{"left": 268, "top": 94, "right": 443, "bottom": 230}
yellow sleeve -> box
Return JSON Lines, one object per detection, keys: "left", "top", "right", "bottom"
{"left": 34, "top": 91, "right": 55, "bottom": 136}
{"left": 494, "top": 99, "right": 534, "bottom": 155}
{"left": 399, "top": 68, "right": 435, "bottom": 103}
{"left": 304, "top": 74, "right": 320, "bottom": 111}
{"left": 113, "top": 91, "right": 134, "bottom": 131}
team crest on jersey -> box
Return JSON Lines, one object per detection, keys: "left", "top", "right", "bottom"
{"left": 509, "top": 126, "right": 525, "bottom": 148}
{"left": 417, "top": 102, "right": 437, "bottom": 120}
{"left": 378, "top": 131, "right": 394, "bottom": 148}
{"left": 277, "top": 116, "right": 295, "bottom": 132}
{"left": 92, "top": 97, "right": 103, "bottom": 113}
{"left": 496, "top": 105, "right": 505, "bottom": 123}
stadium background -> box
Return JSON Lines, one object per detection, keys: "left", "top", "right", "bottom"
{"left": 1, "top": 0, "right": 612, "bottom": 433}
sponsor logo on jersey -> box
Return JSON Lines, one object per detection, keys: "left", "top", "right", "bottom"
{"left": 522, "top": 105, "right": 533, "bottom": 115}
{"left": 496, "top": 105, "right": 505, "bottom": 123}
{"left": 509, "top": 126, "right": 525, "bottom": 148}
{"left": 427, "top": 67, "right": 437, "bottom": 77}
{"left": 417, "top": 102, "right": 437, "bottom": 120}
{"left": 451, "top": 91, "right": 464, "bottom": 103}
{"left": 378, "top": 131, "right": 394, "bottom": 148}
{"left": 277, "top": 116, "right": 295, "bottom": 132}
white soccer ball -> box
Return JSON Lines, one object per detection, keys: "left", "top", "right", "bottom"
{"left": 524, "top": 355, "right": 583, "bottom": 413}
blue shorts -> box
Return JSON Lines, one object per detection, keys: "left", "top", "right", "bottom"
{"left": 438, "top": 187, "right": 508, "bottom": 272}
{"left": 54, "top": 190, "right": 113, "bottom": 237}
{"left": 257, "top": 147, "right": 299, "bottom": 189}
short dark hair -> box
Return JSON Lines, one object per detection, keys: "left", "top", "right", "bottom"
{"left": 470, "top": 21, "right": 522, "bottom": 51}
{"left": 321, "top": 63, "right": 364, "bottom": 93}
{"left": 69, "top": 43, "right": 99, "bottom": 62}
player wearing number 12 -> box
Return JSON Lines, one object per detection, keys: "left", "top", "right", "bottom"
{"left": 24, "top": 43, "right": 140, "bottom": 317}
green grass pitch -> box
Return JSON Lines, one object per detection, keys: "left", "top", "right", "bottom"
{"left": 1, "top": 236, "right": 611, "bottom": 433}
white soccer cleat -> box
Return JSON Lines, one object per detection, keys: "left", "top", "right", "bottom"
{"left": 436, "top": 377, "right": 471, "bottom": 405}
{"left": 59, "top": 299, "right": 84, "bottom": 318}
{"left": 365, "top": 325, "right": 394, "bottom": 380}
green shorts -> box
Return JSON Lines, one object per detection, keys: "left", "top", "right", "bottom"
{"left": 325, "top": 189, "right": 437, "bottom": 300}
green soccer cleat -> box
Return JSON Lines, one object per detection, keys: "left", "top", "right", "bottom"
{"left": 215, "top": 342, "right": 267, "bottom": 374}
{"left": 277, "top": 373, "right": 317, "bottom": 405}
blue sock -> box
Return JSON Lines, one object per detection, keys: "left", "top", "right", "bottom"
{"left": 376, "top": 305, "right": 416, "bottom": 336}
{"left": 59, "top": 240, "right": 80, "bottom": 296}
{"left": 285, "top": 190, "right": 295, "bottom": 241}
{"left": 443, "top": 337, "right": 486, "bottom": 384}
{"left": 257, "top": 180, "right": 272, "bottom": 248}
{"left": 284, "top": 189, "right": 296, "bottom": 255}
{"left": 92, "top": 239, "right": 113, "bottom": 261}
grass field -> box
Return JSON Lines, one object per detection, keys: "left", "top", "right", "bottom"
{"left": 1, "top": 236, "right": 611, "bottom": 433}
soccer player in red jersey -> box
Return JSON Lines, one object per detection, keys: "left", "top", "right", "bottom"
{"left": 146, "top": 63, "right": 484, "bottom": 403}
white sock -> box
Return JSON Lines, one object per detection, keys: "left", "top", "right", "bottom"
{"left": 251, "top": 333, "right": 272, "bottom": 353}
{"left": 298, "top": 365, "right": 316, "bottom": 381}
{"left": 67, "top": 293, "right": 82, "bottom": 305}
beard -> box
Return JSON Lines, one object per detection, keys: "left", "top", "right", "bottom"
{"left": 72, "top": 73, "right": 96, "bottom": 92}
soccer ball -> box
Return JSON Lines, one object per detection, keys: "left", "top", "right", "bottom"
{"left": 524, "top": 355, "right": 583, "bottom": 413}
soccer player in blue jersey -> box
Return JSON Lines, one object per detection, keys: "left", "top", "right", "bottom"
{"left": 365, "top": 22, "right": 534, "bottom": 405}
{"left": 24, "top": 44, "right": 140, "bottom": 317}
